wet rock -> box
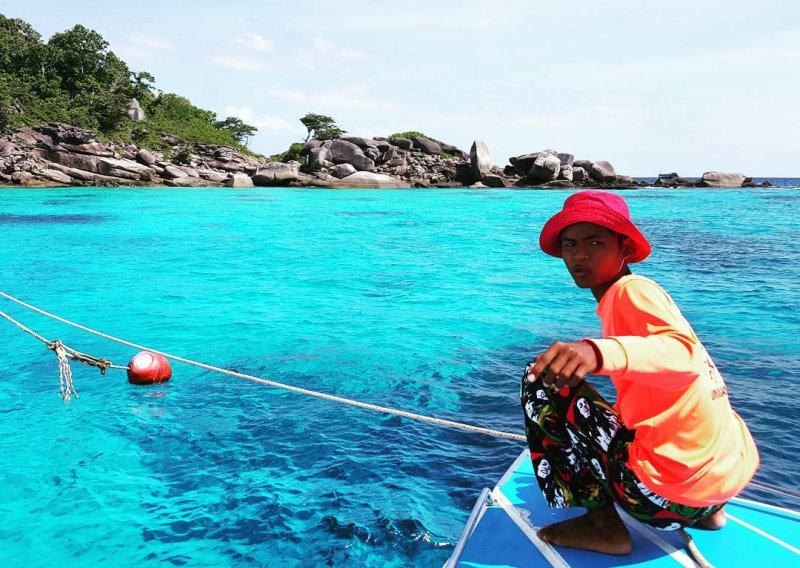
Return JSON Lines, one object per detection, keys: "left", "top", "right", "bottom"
{"left": 167, "top": 176, "right": 215, "bottom": 187}
{"left": 225, "top": 173, "right": 254, "bottom": 187}
{"left": 482, "top": 174, "right": 508, "bottom": 188}
{"left": 252, "top": 162, "right": 300, "bottom": 185}
{"left": 333, "top": 171, "right": 411, "bottom": 188}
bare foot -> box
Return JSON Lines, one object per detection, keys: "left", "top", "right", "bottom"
{"left": 695, "top": 507, "right": 727, "bottom": 530}
{"left": 537, "top": 505, "right": 632, "bottom": 555}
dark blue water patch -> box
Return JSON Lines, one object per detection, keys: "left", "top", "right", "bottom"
{"left": 319, "top": 510, "right": 452, "bottom": 565}
{"left": 0, "top": 213, "right": 107, "bottom": 224}
{"left": 761, "top": 194, "right": 800, "bottom": 202}
{"left": 336, "top": 211, "right": 405, "bottom": 217}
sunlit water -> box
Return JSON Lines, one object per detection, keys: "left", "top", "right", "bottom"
{"left": 1, "top": 184, "right": 798, "bottom": 566}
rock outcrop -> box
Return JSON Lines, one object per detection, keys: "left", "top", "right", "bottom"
{"left": 696, "top": 171, "right": 748, "bottom": 188}
{"left": 0, "top": 122, "right": 758, "bottom": 190}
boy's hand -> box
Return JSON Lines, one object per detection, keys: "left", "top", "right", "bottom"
{"left": 527, "top": 341, "right": 598, "bottom": 390}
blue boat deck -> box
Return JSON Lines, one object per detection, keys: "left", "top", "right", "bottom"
{"left": 449, "top": 451, "right": 800, "bottom": 567}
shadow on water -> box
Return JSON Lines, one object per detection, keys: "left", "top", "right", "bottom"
{"left": 0, "top": 213, "right": 107, "bottom": 224}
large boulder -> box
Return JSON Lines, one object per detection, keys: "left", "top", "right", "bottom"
{"left": 389, "top": 137, "right": 414, "bottom": 150}
{"left": 126, "top": 99, "right": 145, "bottom": 121}
{"left": 557, "top": 153, "right": 575, "bottom": 167}
{"left": 167, "top": 176, "right": 215, "bottom": 187}
{"left": 40, "top": 168, "right": 73, "bottom": 185}
{"left": 590, "top": 160, "right": 616, "bottom": 182}
{"left": 340, "top": 136, "right": 379, "bottom": 150}
{"left": 333, "top": 171, "right": 411, "bottom": 188}
{"left": 482, "top": 174, "right": 508, "bottom": 188}
{"left": 528, "top": 153, "right": 561, "bottom": 183}
{"left": 440, "top": 142, "right": 467, "bottom": 159}
{"left": 411, "top": 136, "right": 442, "bottom": 155}
{"left": 509, "top": 153, "right": 540, "bottom": 176}
{"left": 696, "top": 171, "right": 747, "bottom": 188}
{"left": 572, "top": 166, "right": 588, "bottom": 183}
{"left": 97, "top": 157, "right": 155, "bottom": 181}
{"left": 300, "top": 140, "right": 322, "bottom": 156}
{"left": 136, "top": 149, "right": 156, "bottom": 165}
{"left": 162, "top": 165, "right": 188, "bottom": 179}
{"left": 573, "top": 159, "right": 594, "bottom": 171}
{"left": 196, "top": 169, "right": 228, "bottom": 183}
{"left": 252, "top": 162, "right": 300, "bottom": 186}
{"left": 43, "top": 150, "right": 100, "bottom": 173}
{"left": 308, "top": 146, "right": 330, "bottom": 170}
{"left": 470, "top": 140, "right": 491, "bottom": 180}
{"left": 225, "top": 173, "right": 254, "bottom": 187}
{"left": 324, "top": 142, "right": 378, "bottom": 171}
{"left": 333, "top": 163, "right": 357, "bottom": 178}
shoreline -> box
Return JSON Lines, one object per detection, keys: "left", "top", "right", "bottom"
{"left": 0, "top": 123, "right": 776, "bottom": 191}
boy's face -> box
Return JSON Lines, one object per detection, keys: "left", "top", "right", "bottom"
{"left": 559, "top": 222, "right": 630, "bottom": 292}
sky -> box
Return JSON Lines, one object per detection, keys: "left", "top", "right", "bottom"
{"left": 2, "top": 0, "right": 799, "bottom": 177}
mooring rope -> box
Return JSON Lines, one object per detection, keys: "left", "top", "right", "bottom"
{"left": 0, "top": 307, "right": 129, "bottom": 401}
{"left": 0, "top": 290, "right": 526, "bottom": 442}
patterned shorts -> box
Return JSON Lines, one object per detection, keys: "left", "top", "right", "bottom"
{"left": 520, "top": 366, "right": 723, "bottom": 530}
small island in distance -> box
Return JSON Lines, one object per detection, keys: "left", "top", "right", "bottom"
{"left": 0, "top": 15, "right": 770, "bottom": 190}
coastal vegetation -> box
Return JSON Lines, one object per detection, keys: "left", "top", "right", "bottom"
{"left": 0, "top": 14, "right": 761, "bottom": 190}
{"left": 0, "top": 14, "right": 256, "bottom": 154}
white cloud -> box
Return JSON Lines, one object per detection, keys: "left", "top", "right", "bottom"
{"left": 112, "top": 33, "right": 174, "bottom": 61}
{"left": 236, "top": 33, "right": 275, "bottom": 53}
{"left": 127, "top": 33, "right": 173, "bottom": 51}
{"left": 221, "top": 106, "right": 304, "bottom": 135}
{"left": 305, "top": 37, "right": 367, "bottom": 62}
{"left": 212, "top": 55, "right": 271, "bottom": 72}
{"left": 268, "top": 86, "right": 400, "bottom": 112}
{"left": 312, "top": 38, "right": 335, "bottom": 54}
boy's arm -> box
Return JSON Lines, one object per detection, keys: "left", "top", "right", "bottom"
{"left": 584, "top": 280, "right": 704, "bottom": 389}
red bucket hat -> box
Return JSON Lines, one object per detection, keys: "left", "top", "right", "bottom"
{"left": 539, "top": 190, "right": 651, "bottom": 263}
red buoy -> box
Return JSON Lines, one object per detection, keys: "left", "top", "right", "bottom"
{"left": 127, "top": 351, "right": 172, "bottom": 385}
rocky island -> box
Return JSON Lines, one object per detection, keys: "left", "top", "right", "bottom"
{"left": 0, "top": 122, "right": 762, "bottom": 190}
{"left": 0, "top": 16, "right": 767, "bottom": 192}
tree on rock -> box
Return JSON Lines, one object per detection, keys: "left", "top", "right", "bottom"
{"left": 300, "top": 112, "right": 345, "bottom": 142}
{"left": 214, "top": 116, "right": 257, "bottom": 146}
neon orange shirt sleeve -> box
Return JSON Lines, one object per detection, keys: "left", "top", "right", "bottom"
{"left": 587, "top": 278, "right": 704, "bottom": 389}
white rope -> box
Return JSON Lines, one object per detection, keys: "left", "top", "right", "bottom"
{"left": 52, "top": 340, "right": 78, "bottom": 402}
{"left": 0, "top": 290, "right": 527, "bottom": 442}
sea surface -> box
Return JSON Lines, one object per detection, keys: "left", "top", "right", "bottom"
{"left": 1, "top": 183, "right": 798, "bottom": 567}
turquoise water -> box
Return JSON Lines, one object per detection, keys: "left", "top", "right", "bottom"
{"left": 0, "top": 186, "right": 798, "bottom": 567}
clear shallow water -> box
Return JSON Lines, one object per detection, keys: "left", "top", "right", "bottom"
{"left": 0, "top": 186, "right": 798, "bottom": 567}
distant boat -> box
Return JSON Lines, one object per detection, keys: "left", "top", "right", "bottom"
{"left": 658, "top": 172, "right": 680, "bottom": 180}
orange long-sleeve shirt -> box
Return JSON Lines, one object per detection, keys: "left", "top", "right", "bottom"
{"left": 585, "top": 274, "right": 759, "bottom": 506}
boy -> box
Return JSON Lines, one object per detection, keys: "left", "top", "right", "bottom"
{"left": 521, "top": 190, "right": 759, "bottom": 555}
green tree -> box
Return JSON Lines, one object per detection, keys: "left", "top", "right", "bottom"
{"left": 130, "top": 71, "right": 156, "bottom": 105}
{"left": 44, "top": 25, "right": 134, "bottom": 132}
{"left": 299, "top": 112, "right": 345, "bottom": 142}
{"left": 214, "top": 116, "right": 257, "bottom": 145}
